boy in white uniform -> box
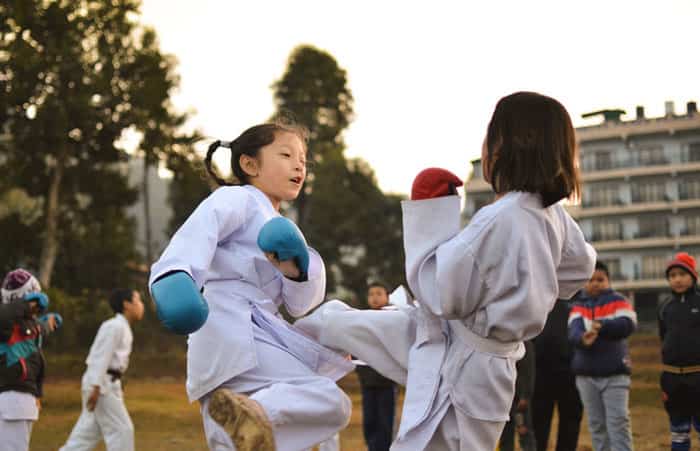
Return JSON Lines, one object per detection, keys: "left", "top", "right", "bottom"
{"left": 298, "top": 92, "right": 596, "bottom": 450}
{"left": 60, "top": 288, "right": 144, "bottom": 451}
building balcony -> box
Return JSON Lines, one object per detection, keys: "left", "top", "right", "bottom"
{"left": 610, "top": 278, "right": 668, "bottom": 291}
{"left": 580, "top": 160, "right": 700, "bottom": 182}
{"left": 590, "top": 233, "right": 700, "bottom": 252}
{"left": 567, "top": 198, "right": 700, "bottom": 219}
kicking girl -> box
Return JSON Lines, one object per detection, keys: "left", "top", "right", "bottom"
{"left": 298, "top": 92, "right": 596, "bottom": 450}
{"left": 149, "top": 123, "right": 353, "bottom": 451}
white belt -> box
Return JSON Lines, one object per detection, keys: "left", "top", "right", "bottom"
{"left": 448, "top": 320, "right": 524, "bottom": 359}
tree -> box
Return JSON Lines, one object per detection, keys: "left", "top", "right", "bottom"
{"left": 165, "top": 147, "right": 212, "bottom": 235}
{"left": 272, "top": 45, "right": 405, "bottom": 301}
{"left": 0, "top": 0, "right": 190, "bottom": 286}
{"left": 272, "top": 45, "right": 354, "bottom": 228}
{"left": 123, "top": 27, "right": 197, "bottom": 263}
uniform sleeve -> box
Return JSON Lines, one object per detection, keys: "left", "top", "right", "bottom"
{"left": 281, "top": 248, "right": 327, "bottom": 318}
{"left": 83, "top": 322, "right": 122, "bottom": 389}
{"left": 401, "top": 196, "right": 484, "bottom": 319}
{"left": 149, "top": 187, "right": 248, "bottom": 289}
{"left": 557, "top": 213, "right": 596, "bottom": 300}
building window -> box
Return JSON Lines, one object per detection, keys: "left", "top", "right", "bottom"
{"left": 687, "top": 142, "right": 700, "bottom": 162}
{"left": 679, "top": 178, "right": 700, "bottom": 200}
{"left": 631, "top": 180, "right": 667, "bottom": 203}
{"left": 588, "top": 183, "right": 621, "bottom": 207}
{"left": 642, "top": 255, "right": 668, "bottom": 279}
{"left": 595, "top": 150, "right": 613, "bottom": 170}
{"left": 636, "top": 145, "right": 666, "bottom": 165}
{"left": 638, "top": 215, "right": 669, "bottom": 239}
{"left": 592, "top": 219, "right": 622, "bottom": 241}
{"left": 686, "top": 215, "right": 700, "bottom": 236}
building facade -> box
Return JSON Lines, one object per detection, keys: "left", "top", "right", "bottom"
{"left": 464, "top": 101, "right": 700, "bottom": 321}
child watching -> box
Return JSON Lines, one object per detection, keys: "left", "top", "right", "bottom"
{"left": 568, "top": 261, "right": 636, "bottom": 451}
{"left": 658, "top": 252, "right": 700, "bottom": 451}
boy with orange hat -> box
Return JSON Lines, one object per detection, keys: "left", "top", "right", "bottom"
{"left": 658, "top": 252, "right": 700, "bottom": 451}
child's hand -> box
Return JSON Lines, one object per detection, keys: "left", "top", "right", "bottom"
{"left": 582, "top": 330, "right": 598, "bottom": 346}
{"left": 87, "top": 386, "right": 100, "bottom": 412}
{"left": 517, "top": 398, "right": 529, "bottom": 411}
{"left": 591, "top": 320, "right": 602, "bottom": 332}
{"left": 264, "top": 252, "right": 301, "bottom": 280}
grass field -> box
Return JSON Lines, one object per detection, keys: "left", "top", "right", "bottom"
{"left": 31, "top": 334, "right": 672, "bottom": 450}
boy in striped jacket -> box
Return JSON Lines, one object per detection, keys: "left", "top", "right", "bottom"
{"left": 568, "top": 261, "right": 637, "bottom": 451}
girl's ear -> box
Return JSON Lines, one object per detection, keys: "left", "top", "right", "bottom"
{"left": 239, "top": 154, "right": 259, "bottom": 178}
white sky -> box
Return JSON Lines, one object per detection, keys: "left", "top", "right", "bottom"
{"left": 139, "top": 0, "right": 700, "bottom": 195}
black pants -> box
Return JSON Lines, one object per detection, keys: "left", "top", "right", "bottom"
{"left": 361, "top": 385, "right": 396, "bottom": 451}
{"left": 500, "top": 395, "right": 537, "bottom": 451}
{"left": 532, "top": 370, "right": 583, "bottom": 451}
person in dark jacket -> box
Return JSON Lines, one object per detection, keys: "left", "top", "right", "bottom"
{"left": 0, "top": 269, "right": 61, "bottom": 451}
{"left": 499, "top": 340, "right": 536, "bottom": 451}
{"left": 532, "top": 297, "right": 583, "bottom": 451}
{"left": 658, "top": 252, "right": 700, "bottom": 451}
{"left": 568, "top": 261, "right": 636, "bottom": 451}
{"left": 356, "top": 282, "right": 397, "bottom": 451}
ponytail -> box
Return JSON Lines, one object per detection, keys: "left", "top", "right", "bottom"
{"left": 204, "top": 140, "right": 234, "bottom": 186}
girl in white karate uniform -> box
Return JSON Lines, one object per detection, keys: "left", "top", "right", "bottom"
{"left": 149, "top": 123, "right": 353, "bottom": 451}
{"left": 298, "top": 92, "right": 597, "bottom": 451}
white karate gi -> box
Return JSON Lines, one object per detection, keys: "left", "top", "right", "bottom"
{"left": 300, "top": 192, "right": 596, "bottom": 451}
{"left": 150, "top": 185, "right": 353, "bottom": 451}
{"left": 0, "top": 391, "right": 38, "bottom": 451}
{"left": 60, "top": 314, "right": 134, "bottom": 451}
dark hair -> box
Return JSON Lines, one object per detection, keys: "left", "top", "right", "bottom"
{"left": 368, "top": 281, "right": 389, "bottom": 294}
{"left": 109, "top": 288, "right": 134, "bottom": 314}
{"left": 204, "top": 122, "right": 309, "bottom": 186}
{"left": 485, "top": 92, "right": 581, "bottom": 208}
{"left": 594, "top": 261, "right": 609, "bottom": 278}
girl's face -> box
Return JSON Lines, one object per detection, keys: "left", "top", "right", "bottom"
{"left": 243, "top": 131, "right": 307, "bottom": 210}
{"left": 668, "top": 267, "right": 694, "bottom": 294}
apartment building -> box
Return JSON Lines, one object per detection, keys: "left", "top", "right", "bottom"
{"left": 463, "top": 101, "right": 700, "bottom": 320}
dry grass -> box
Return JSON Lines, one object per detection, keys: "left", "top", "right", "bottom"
{"left": 31, "top": 334, "right": 672, "bottom": 450}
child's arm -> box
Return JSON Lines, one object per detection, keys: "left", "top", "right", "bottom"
{"left": 402, "top": 195, "right": 473, "bottom": 318}
{"left": 567, "top": 306, "right": 588, "bottom": 348}
{"left": 0, "top": 302, "right": 31, "bottom": 341}
{"left": 150, "top": 187, "right": 248, "bottom": 287}
{"left": 557, "top": 214, "right": 597, "bottom": 299}
{"left": 82, "top": 322, "right": 122, "bottom": 393}
{"left": 596, "top": 298, "right": 637, "bottom": 340}
{"left": 280, "top": 249, "right": 326, "bottom": 317}
{"left": 150, "top": 187, "right": 248, "bottom": 333}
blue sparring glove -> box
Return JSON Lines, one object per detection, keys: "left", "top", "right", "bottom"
{"left": 257, "top": 217, "right": 310, "bottom": 282}
{"left": 151, "top": 271, "right": 209, "bottom": 335}
{"left": 24, "top": 292, "right": 49, "bottom": 314}
{"left": 39, "top": 312, "right": 63, "bottom": 330}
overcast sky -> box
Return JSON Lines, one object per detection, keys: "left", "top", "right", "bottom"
{"left": 139, "top": 0, "right": 700, "bottom": 195}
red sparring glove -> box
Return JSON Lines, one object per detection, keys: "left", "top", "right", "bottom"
{"left": 410, "top": 168, "right": 463, "bottom": 200}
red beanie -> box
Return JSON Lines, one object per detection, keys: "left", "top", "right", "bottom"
{"left": 665, "top": 252, "right": 698, "bottom": 281}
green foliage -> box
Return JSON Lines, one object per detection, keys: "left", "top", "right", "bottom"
{"left": 272, "top": 45, "right": 406, "bottom": 302}
{"left": 0, "top": 1, "right": 195, "bottom": 290}
{"left": 166, "top": 149, "right": 212, "bottom": 235}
